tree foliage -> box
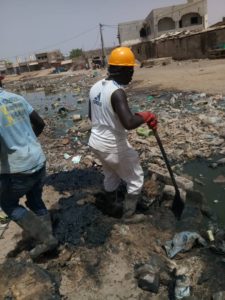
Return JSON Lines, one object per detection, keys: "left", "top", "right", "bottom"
{"left": 5, "top": 61, "right": 13, "bottom": 67}
{"left": 69, "top": 48, "right": 83, "bottom": 59}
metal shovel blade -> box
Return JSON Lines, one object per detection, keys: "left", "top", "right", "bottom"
{"left": 171, "top": 192, "right": 184, "bottom": 220}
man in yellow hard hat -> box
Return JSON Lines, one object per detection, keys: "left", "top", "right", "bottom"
{"left": 88, "top": 47, "right": 157, "bottom": 219}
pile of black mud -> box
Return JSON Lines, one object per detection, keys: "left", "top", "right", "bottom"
{"left": 46, "top": 168, "right": 126, "bottom": 247}
{"left": 52, "top": 194, "right": 114, "bottom": 247}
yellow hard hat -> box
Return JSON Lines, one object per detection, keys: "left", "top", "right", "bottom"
{"left": 108, "top": 47, "right": 137, "bottom": 66}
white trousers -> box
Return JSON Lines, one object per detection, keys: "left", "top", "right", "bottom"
{"left": 90, "top": 146, "right": 144, "bottom": 195}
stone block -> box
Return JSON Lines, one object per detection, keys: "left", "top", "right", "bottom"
{"left": 148, "top": 164, "right": 193, "bottom": 191}
{"left": 138, "top": 271, "right": 160, "bottom": 293}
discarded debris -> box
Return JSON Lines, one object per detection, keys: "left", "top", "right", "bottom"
{"left": 164, "top": 231, "right": 207, "bottom": 258}
{"left": 174, "top": 268, "right": 191, "bottom": 299}
{"left": 71, "top": 155, "right": 82, "bottom": 164}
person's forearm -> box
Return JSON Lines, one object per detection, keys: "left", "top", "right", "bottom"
{"left": 121, "top": 114, "right": 144, "bottom": 130}
{"left": 32, "top": 123, "right": 45, "bottom": 136}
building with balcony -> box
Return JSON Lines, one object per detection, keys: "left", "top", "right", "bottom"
{"left": 118, "top": 0, "right": 208, "bottom": 45}
{"left": 35, "top": 50, "right": 64, "bottom": 69}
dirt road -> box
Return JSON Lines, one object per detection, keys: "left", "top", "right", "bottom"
{"left": 4, "top": 58, "right": 225, "bottom": 95}
{"left": 133, "top": 58, "right": 225, "bottom": 94}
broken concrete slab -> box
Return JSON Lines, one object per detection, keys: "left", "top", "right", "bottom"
{"left": 163, "top": 185, "right": 186, "bottom": 203}
{"left": 148, "top": 163, "right": 194, "bottom": 191}
{"left": 141, "top": 57, "right": 173, "bottom": 68}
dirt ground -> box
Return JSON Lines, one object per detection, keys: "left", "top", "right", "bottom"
{"left": 4, "top": 58, "right": 225, "bottom": 94}
{"left": 132, "top": 58, "right": 225, "bottom": 94}
{"left": 1, "top": 58, "right": 225, "bottom": 300}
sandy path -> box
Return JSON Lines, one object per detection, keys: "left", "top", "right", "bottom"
{"left": 133, "top": 58, "right": 225, "bottom": 94}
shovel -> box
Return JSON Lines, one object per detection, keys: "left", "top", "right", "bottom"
{"left": 152, "top": 129, "right": 184, "bottom": 220}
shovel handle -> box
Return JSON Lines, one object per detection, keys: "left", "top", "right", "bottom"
{"left": 152, "top": 129, "right": 180, "bottom": 196}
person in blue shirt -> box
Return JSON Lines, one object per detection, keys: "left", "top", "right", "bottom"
{"left": 0, "top": 76, "right": 57, "bottom": 259}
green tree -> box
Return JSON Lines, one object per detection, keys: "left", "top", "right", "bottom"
{"left": 5, "top": 61, "right": 13, "bottom": 67}
{"left": 69, "top": 48, "right": 83, "bottom": 59}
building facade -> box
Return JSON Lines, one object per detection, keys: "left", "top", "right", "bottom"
{"left": 35, "top": 50, "right": 64, "bottom": 68}
{"left": 0, "top": 60, "right": 6, "bottom": 75}
{"left": 118, "top": 20, "right": 144, "bottom": 46}
{"left": 118, "top": 0, "right": 208, "bottom": 46}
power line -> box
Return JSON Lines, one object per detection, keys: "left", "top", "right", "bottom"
{"left": 1, "top": 25, "right": 98, "bottom": 61}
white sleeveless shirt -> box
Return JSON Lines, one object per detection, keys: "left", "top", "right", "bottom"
{"left": 88, "top": 79, "right": 131, "bottom": 153}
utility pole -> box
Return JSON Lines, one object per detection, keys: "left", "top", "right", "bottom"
{"left": 99, "top": 23, "right": 107, "bottom": 68}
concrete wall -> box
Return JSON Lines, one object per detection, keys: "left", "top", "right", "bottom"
{"left": 155, "top": 26, "right": 225, "bottom": 60}
{"left": 132, "top": 27, "right": 225, "bottom": 61}
{"left": 118, "top": 20, "right": 144, "bottom": 45}
{"left": 132, "top": 41, "right": 156, "bottom": 62}
{"left": 47, "top": 50, "right": 64, "bottom": 63}
{"left": 145, "top": 0, "right": 208, "bottom": 39}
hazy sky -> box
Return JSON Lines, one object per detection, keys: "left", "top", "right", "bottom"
{"left": 1, "top": 0, "right": 224, "bottom": 61}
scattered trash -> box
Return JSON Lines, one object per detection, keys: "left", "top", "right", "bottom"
{"left": 175, "top": 274, "right": 191, "bottom": 299}
{"left": 132, "top": 104, "right": 141, "bottom": 112}
{"left": 61, "top": 138, "right": 70, "bottom": 145}
{"left": 58, "top": 107, "right": 69, "bottom": 116}
{"left": 137, "top": 272, "right": 160, "bottom": 293}
{"left": 164, "top": 231, "right": 207, "bottom": 258}
{"left": 135, "top": 263, "right": 160, "bottom": 294}
{"left": 51, "top": 102, "right": 60, "bottom": 109}
{"left": 209, "top": 230, "right": 225, "bottom": 255}
{"left": 147, "top": 95, "right": 154, "bottom": 102}
{"left": 213, "top": 175, "right": 225, "bottom": 184}
{"left": 0, "top": 210, "right": 9, "bottom": 224}
{"left": 72, "top": 114, "right": 82, "bottom": 122}
{"left": 207, "top": 230, "right": 215, "bottom": 242}
{"left": 136, "top": 127, "right": 151, "bottom": 138}
{"left": 64, "top": 153, "right": 71, "bottom": 160}
{"left": 71, "top": 155, "right": 82, "bottom": 164}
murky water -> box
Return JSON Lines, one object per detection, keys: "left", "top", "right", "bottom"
{"left": 21, "top": 90, "right": 89, "bottom": 116}
{"left": 183, "top": 158, "right": 225, "bottom": 226}
{"left": 21, "top": 90, "right": 89, "bottom": 137}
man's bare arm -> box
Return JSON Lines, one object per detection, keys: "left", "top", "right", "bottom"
{"left": 29, "top": 111, "right": 45, "bottom": 136}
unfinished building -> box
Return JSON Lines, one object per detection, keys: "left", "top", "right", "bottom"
{"left": 35, "top": 50, "right": 64, "bottom": 69}
{"left": 118, "top": 20, "right": 144, "bottom": 46}
{"left": 118, "top": 0, "right": 208, "bottom": 45}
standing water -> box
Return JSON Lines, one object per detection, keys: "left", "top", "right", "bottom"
{"left": 183, "top": 158, "right": 225, "bottom": 226}
{"left": 21, "top": 90, "right": 89, "bottom": 136}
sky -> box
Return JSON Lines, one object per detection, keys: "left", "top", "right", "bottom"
{"left": 0, "top": 0, "right": 225, "bottom": 62}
